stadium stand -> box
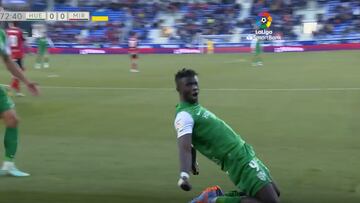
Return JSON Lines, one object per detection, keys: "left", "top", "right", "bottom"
{"left": 313, "top": 0, "right": 360, "bottom": 39}
{"left": 45, "top": 0, "right": 359, "bottom": 44}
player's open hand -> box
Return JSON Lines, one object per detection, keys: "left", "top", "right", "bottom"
{"left": 26, "top": 82, "right": 40, "bottom": 96}
{"left": 178, "top": 175, "right": 192, "bottom": 191}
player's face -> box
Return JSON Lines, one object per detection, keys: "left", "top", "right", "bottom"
{"left": 178, "top": 76, "right": 199, "bottom": 104}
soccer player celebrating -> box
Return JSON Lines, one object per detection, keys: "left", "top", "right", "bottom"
{"left": 128, "top": 32, "right": 139, "bottom": 72}
{"left": 34, "top": 35, "right": 54, "bottom": 69}
{"left": 6, "top": 22, "right": 26, "bottom": 96}
{"left": 0, "top": 28, "right": 39, "bottom": 177}
{"left": 174, "top": 69, "right": 280, "bottom": 203}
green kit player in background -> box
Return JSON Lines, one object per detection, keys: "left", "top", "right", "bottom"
{"left": 174, "top": 69, "right": 280, "bottom": 203}
{"left": 0, "top": 29, "right": 39, "bottom": 176}
{"left": 251, "top": 38, "right": 263, "bottom": 66}
{"left": 34, "top": 35, "right": 53, "bottom": 69}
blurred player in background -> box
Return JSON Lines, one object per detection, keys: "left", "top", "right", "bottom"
{"left": 128, "top": 32, "right": 139, "bottom": 72}
{"left": 174, "top": 68, "right": 280, "bottom": 203}
{"left": 6, "top": 22, "right": 26, "bottom": 96}
{"left": 251, "top": 38, "right": 263, "bottom": 66}
{"left": 207, "top": 39, "right": 214, "bottom": 54}
{"left": 34, "top": 35, "right": 54, "bottom": 69}
{"left": 0, "top": 28, "right": 39, "bottom": 177}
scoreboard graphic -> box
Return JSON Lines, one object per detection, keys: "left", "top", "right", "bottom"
{"left": 0, "top": 12, "right": 109, "bottom": 22}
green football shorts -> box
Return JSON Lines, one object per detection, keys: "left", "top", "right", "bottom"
{"left": 38, "top": 46, "right": 47, "bottom": 56}
{"left": 0, "top": 86, "right": 15, "bottom": 113}
{"left": 223, "top": 143, "right": 273, "bottom": 196}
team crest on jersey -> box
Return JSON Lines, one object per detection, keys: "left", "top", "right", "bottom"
{"left": 203, "top": 111, "right": 215, "bottom": 119}
{"left": 257, "top": 171, "right": 267, "bottom": 181}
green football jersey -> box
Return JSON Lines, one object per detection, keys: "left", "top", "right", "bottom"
{"left": 256, "top": 40, "right": 261, "bottom": 53}
{"left": 37, "top": 37, "right": 47, "bottom": 49}
{"left": 175, "top": 102, "right": 246, "bottom": 166}
{"left": 0, "top": 29, "right": 10, "bottom": 56}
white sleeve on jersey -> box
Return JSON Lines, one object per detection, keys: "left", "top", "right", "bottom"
{"left": 174, "top": 111, "right": 194, "bottom": 138}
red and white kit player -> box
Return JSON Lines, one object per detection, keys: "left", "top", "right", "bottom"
{"left": 6, "top": 22, "right": 26, "bottom": 96}
{"left": 128, "top": 32, "right": 139, "bottom": 72}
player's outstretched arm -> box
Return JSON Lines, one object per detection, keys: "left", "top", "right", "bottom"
{"left": 2, "top": 55, "right": 39, "bottom": 96}
{"left": 177, "top": 133, "right": 193, "bottom": 191}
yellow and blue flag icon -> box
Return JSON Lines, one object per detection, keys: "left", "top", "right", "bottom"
{"left": 91, "top": 12, "right": 109, "bottom": 22}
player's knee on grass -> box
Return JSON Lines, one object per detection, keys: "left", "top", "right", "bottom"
{"left": 2, "top": 110, "right": 19, "bottom": 128}
{"left": 255, "top": 196, "right": 279, "bottom": 203}
{"left": 262, "top": 198, "right": 280, "bottom": 203}
{"left": 272, "top": 182, "right": 280, "bottom": 197}
{"left": 241, "top": 197, "right": 262, "bottom": 203}
{"left": 255, "top": 183, "right": 280, "bottom": 203}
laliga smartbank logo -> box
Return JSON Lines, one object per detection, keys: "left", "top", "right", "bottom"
{"left": 247, "top": 12, "right": 281, "bottom": 41}
{"left": 256, "top": 12, "right": 272, "bottom": 29}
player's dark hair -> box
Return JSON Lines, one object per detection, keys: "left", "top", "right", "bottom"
{"left": 175, "top": 68, "right": 198, "bottom": 83}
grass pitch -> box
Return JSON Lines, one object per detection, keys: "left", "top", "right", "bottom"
{"left": 0, "top": 51, "right": 359, "bottom": 203}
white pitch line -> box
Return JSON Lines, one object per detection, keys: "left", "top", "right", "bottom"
{"left": 204, "top": 87, "right": 360, "bottom": 91}
{"left": 7, "top": 85, "right": 360, "bottom": 91}
{"left": 47, "top": 74, "right": 60, "bottom": 78}
{"left": 2, "top": 84, "right": 360, "bottom": 92}
{"left": 223, "top": 59, "right": 247, "bottom": 63}
{"left": 40, "top": 86, "right": 173, "bottom": 91}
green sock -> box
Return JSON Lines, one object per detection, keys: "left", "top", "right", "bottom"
{"left": 215, "top": 190, "right": 245, "bottom": 203}
{"left": 215, "top": 196, "right": 242, "bottom": 203}
{"left": 4, "top": 127, "right": 18, "bottom": 161}
{"left": 224, "top": 190, "right": 245, "bottom": 197}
